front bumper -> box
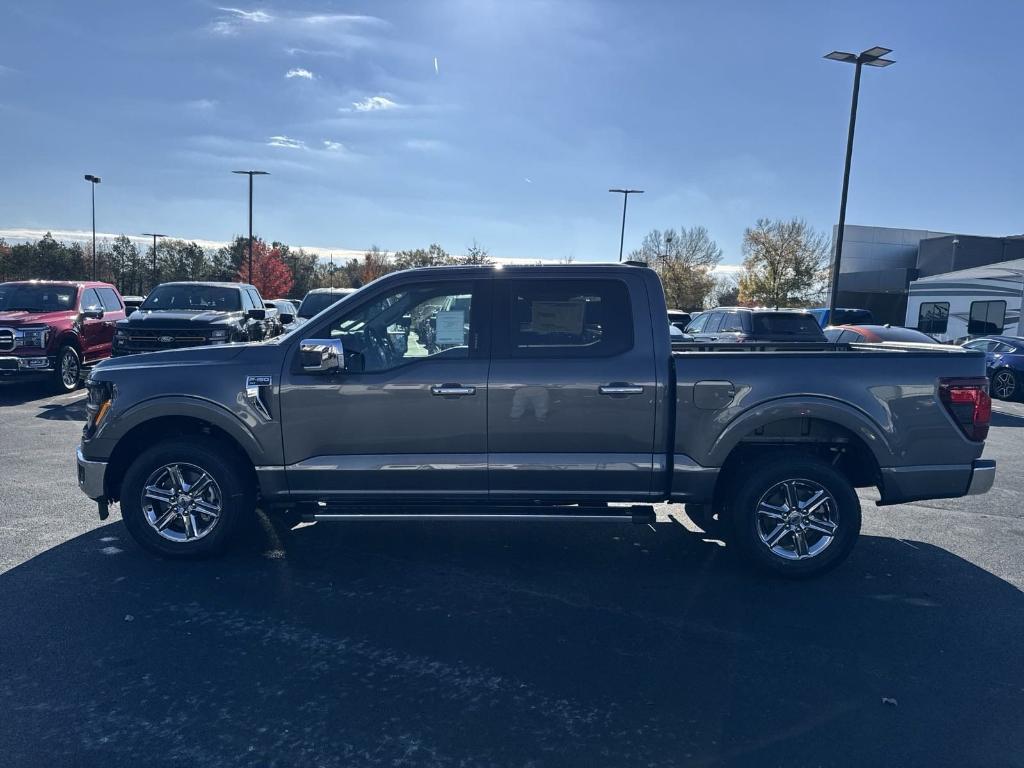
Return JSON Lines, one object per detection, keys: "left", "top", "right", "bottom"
{"left": 0, "top": 355, "right": 56, "bottom": 374}
{"left": 76, "top": 446, "right": 108, "bottom": 500}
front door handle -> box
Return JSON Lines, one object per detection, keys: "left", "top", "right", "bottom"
{"left": 431, "top": 384, "right": 476, "bottom": 396}
{"left": 599, "top": 383, "right": 644, "bottom": 396}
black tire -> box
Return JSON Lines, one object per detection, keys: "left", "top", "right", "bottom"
{"left": 991, "top": 369, "right": 1018, "bottom": 401}
{"left": 120, "top": 438, "right": 254, "bottom": 558}
{"left": 729, "top": 456, "right": 861, "bottom": 578}
{"left": 52, "top": 345, "right": 81, "bottom": 393}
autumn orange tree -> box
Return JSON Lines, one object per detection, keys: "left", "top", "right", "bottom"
{"left": 236, "top": 240, "right": 294, "bottom": 298}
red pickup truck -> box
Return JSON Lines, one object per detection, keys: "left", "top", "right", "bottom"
{"left": 0, "top": 280, "right": 126, "bottom": 392}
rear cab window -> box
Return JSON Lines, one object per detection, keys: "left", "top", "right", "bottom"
{"left": 751, "top": 313, "right": 824, "bottom": 338}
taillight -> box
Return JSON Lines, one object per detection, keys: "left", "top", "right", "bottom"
{"left": 938, "top": 377, "right": 991, "bottom": 441}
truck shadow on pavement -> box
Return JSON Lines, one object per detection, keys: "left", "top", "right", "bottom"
{"left": 1, "top": 517, "right": 1021, "bottom": 767}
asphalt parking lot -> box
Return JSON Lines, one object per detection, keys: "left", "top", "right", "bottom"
{"left": 1, "top": 381, "right": 1022, "bottom": 767}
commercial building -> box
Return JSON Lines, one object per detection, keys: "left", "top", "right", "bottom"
{"left": 833, "top": 224, "right": 1024, "bottom": 325}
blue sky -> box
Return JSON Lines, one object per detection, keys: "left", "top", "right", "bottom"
{"left": 1, "top": 0, "right": 1022, "bottom": 265}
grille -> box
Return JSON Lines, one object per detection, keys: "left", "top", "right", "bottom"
{"left": 124, "top": 331, "right": 208, "bottom": 351}
{"left": 0, "top": 328, "right": 14, "bottom": 352}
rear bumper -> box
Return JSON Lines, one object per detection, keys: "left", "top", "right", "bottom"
{"left": 76, "top": 446, "right": 108, "bottom": 500}
{"left": 879, "top": 459, "right": 996, "bottom": 505}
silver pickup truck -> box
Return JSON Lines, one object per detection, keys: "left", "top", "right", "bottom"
{"left": 76, "top": 264, "right": 995, "bottom": 576}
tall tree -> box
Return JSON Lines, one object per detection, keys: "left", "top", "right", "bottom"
{"left": 236, "top": 241, "right": 294, "bottom": 297}
{"left": 738, "top": 218, "right": 830, "bottom": 308}
{"left": 459, "top": 240, "right": 491, "bottom": 265}
{"left": 629, "top": 226, "right": 723, "bottom": 311}
{"left": 109, "top": 235, "right": 140, "bottom": 295}
{"left": 394, "top": 243, "right": 452, "bottom": 270}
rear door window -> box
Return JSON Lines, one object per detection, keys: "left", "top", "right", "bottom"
{"left": 719, "top": 312, "right": 744, "bottom": 332}
{"left": 97, "top": 287, "right": 122, "bottom": 311}
{"left": 500, "top": 278, "right": 632, "bottom": 358}
{"left": 702, "top": 312, "right": 724, "bottom": 333}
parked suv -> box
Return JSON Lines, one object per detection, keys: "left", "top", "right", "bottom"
{"left": 0, "top": 280, "right": 125, "bottom": 392}
{"left": 683, "top": 307, "right": 826, "bottom": 343}
{"left": 112, "top": 282, "right": 277, "bottom": 356}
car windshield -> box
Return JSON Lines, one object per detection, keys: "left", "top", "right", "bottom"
{"left": 140, "top": 285, "right": 240, "bottom": 311}
{"left": 0, "top": 283, "right": 77, "bottom": 312}
{"left": 752, "top": 313, "right": 825, "bottom": 337}
{"left": 298, "top": 292, "right": 350, "bottom": 319}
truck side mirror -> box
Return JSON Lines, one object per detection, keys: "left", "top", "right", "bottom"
{"left": 279, "top": 312, "right": 295, "bottom": 325}
{"left": 82, "top": 306, "right": 105, "bottom": 320}
{"left": 247, "top": 308, "right": 266, "bottom": 320}
{"left": 300, "top": 338, "right": 345, "bottom": 373}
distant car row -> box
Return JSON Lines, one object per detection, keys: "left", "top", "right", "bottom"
{"left": 0, "top": 279, "right": 359, "bottom": 392}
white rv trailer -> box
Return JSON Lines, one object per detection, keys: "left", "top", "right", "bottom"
{"left": 906, "top": 259, "right": 1024, "bottom": 342}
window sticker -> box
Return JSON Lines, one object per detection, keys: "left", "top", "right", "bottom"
{"left": 435, "top": 310, "right": 466, "bottom": 345}
{"left": 529, "top": 301, "right": 585, "bottom": 335}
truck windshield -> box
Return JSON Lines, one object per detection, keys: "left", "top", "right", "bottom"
{"left": 141, "top": 285, "right": 241, "bottom": 312}
{"left": 0, "top": 283, "right": 77, "bottom": 312}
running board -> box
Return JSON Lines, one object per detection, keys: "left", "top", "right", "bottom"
{"left": 302, "top": 505, "right": 655, "bottom": 525}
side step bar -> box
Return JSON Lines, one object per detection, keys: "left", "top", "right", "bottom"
{"left": 302, "top": 505, "right": 656, "bottom": 525}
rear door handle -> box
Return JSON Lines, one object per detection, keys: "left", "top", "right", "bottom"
{"left": 599, "top": 383, "right": 644, "bottom": 395}
{"left": 431, "top": 384, "right": 476, "bottom": 396}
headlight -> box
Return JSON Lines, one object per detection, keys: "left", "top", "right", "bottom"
{"left": 114, "top": 329, "right": 126, "bottom": 340}
{"left": 17, "top": 326, "right": 50, "bottom": 348}
{"left": 84, "top": 380, "right": 114, "bottom": 437}
{"left": 210, "top": 329, "right": 229, "bottom": 340}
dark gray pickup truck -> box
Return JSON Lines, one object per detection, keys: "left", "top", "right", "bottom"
{"left": 76, "top": 264, "right": 995, "bottom": 576}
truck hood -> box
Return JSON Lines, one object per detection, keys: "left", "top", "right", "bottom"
{"left": 93, "top": 342, "right": 253, "bottom": 374}
{"left": 0, "top": 309, "right": 76, "bottom": 327}
{"left": 116, "top": 310, "right": 238, "bottom": 328}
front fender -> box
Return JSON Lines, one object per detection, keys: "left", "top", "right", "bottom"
{"left": 100, "top": 395, "right": 269, "bottom": 465}
{"left": 706, "top": 395, "right": 896, "bottom": 468}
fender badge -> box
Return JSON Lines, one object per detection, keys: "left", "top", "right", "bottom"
{"left": 246, "top": 375, "right": 272, "bottom": 387}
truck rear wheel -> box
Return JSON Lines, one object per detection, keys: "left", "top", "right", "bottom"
{"left": 729, "top": 456, "right": 860, "bottom": 577}
{"left": 120, "top": 439, "right": 253, "bottom": 558}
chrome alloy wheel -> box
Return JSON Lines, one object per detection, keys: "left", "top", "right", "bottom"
{"left": 141, "top": 463, "right": 223, "bottom": 542}
{"left": 992, "top": 370, "right": 1016, "bottom": 400}
{"left": 755, "top": 478, "right": 839, "bottom": 561}
{"left": 60, "top": 349, "right": 79, "bottom": 389}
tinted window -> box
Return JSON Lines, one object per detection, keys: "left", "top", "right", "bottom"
{"left": 750, "top": 313, "right": 825, "bottom": 338}
{"left": 684, "top": 314, "right": 708, "bottom": 333}
{"left": 824, "top": 328, "right": 842, "bottom": 342}
{"left": 918, "top": 302, "right": 949, "bottom": 334}
{"left": 963, "top": 340, "right": 995, "bottom": 352}
{"left": 80, "top": 288, "right": 102, "bottom": 311}
{"left": 968, "top": 301, "right": 1005, "bottom": 335}
{"left": 97, "top": 287, "right": 122, "bottom": 311}
{"left": 702, "top": 312, "right": 724, "bottom": 333}
{"left": 872, "top": 326, "right": 939, "bottom": 343}
{"left": 0, "top": 283, "right": 77, "bottom": 312}
{"left": 298, "top": 291, "right": 354, "bottom": 319}
{"left": 719, "top": 312, "right": 744, "bottom": 332}
{"left": 322, "top": 281, "right": 476, "bottom": 372}
{"left": 504, "top": 278, "right": 632, "bottom": 358}
{"left": 838, "top": 330, "right": 863, "bottom": 343}
{"left": 141, "top": 285, "right": 242, "bottom": 311}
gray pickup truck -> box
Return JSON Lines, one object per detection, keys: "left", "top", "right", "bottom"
{"left": 76, "top": 264, "right": 995, "bottom": 576}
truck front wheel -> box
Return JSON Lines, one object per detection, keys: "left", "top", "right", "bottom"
{"left": 52, "top": 345, "right": 81, "bottom": 393}
{"left": 729, "top": 456, "right": 861, "bottom": 577}
{"left": 120, "top": 439, "right": 253, "bottom": 558}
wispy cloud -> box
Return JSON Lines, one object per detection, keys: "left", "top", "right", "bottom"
{"left": 211, "top": 7, "right": 272, "bottom": 34}
{"left": 184, "top": 98, "right": 217, "bottom": 111}
{"left": 322, "top": 140, "right": 345, "bottom": 151}
{"left": 209, "top": 7, "right": 386, "bottom": 50}
{"left": 405, "top": 139, "right": 446, "bottom": 152}
{"left": 285, "top": 67, "right": 314, "bottom": 80}
{"left": 267, "top": 135, "right": 305, "bottom": 149}
{"left": 351, "top": 95, "right": 399, "bottom": 112}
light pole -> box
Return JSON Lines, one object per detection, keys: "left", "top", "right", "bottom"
{"left": 141, "top": 232, "right": 166, "bottom": 291}
{"left": 824, "top": 46, "right": 895, "bottom": 318}
{"left": 232, "top": 170, "right": 269, "bottom": 283}
{"left": 84, "top": 174, "right": 101, "bottom": 279}
{"left": 664, "top": 232, "right": 674, "bottom": 263}
{"left": 608, "top": 188, "right": 644, "bottom": 262}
